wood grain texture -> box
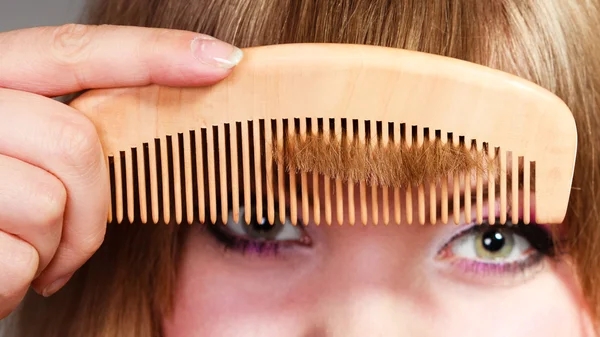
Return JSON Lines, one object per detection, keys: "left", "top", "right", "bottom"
{"left": 69, "top": 43, "right": 577, "bottom": 226}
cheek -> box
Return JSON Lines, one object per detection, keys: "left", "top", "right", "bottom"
{"left": 163, "top": 235, "right": 314, "bottom": 337}
{"left": 163, "top": 232, "right": 593, "bottom": 337}
{"left": 430, "top": 269, "right": 590, "bottom": 337}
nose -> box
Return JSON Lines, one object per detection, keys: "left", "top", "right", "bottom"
{"left": 311, "top": 290, "right": 431, "bottom": 337}
{"left": 302, "top": 224, "right": 436, "bottom": 337}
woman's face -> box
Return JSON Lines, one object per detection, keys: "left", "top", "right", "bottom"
{"left": 163, "top": 185, "right": 594, "bottom": 337}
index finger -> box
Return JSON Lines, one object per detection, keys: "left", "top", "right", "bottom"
{"left": 0, "top": 24, "right": 244, "bottom": 96}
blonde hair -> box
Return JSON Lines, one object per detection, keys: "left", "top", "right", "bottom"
{"left": 8, "top": 0, "right": 600, "bottom": 336}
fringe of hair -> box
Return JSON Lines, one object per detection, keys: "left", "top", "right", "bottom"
{"left": 274, "top": 131, "right": 494, "bottom": 187}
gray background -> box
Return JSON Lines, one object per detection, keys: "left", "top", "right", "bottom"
{"left": 1, "top": 0, "right": 86, "bottom": 32}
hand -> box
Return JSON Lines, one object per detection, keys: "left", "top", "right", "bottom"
{"left": 0, "top": 23, "right": 242, "bottom": 319}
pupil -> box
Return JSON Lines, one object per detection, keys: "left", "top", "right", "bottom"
{"left": 482, "top": 230, "right": 505, "bottom": 252}
{"left": 241, "top": 205, "right": 285, "bottom": 240}
{"left": 251, "top": 217, "right": 275, "bottom": 233}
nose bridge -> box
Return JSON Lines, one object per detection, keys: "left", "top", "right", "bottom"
{"left": 304, "top": 225, "right": 435, "bottom": 337}
{"left": 320, "top": 223, "right": 426, "bottom": 288}
{"left": 308, "top": 289, "right": 430, "bottom": 337}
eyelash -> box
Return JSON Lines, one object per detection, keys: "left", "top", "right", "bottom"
{"left": 208, "top": 226, "right": 291, "bottom": 256}
{"left": 203, "top": 196, "right": 556, "bottom": 277}
{"left": 435, "top": 223, "right": 556, "bottom": 278}
{"left": 205, "top": 199, "right": 312, "bottom": 256}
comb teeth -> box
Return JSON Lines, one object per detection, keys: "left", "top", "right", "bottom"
{"left": 107, "top": 118, "right": 533, "bottom": 226}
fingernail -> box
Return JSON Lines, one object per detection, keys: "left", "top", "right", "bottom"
{"left": 41, "top": 273, "right": 72, "bottom": 297}
{"left": 191, "top": 36, "right": 243, "bottom": 69}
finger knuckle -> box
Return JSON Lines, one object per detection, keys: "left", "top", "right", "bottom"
{"left": 146, "top": 27, "right": 180, "bottom": 49}
{"left": 143, "top": 28, "right": 187, "bottom": 59}
{"left": 52, "top": 115, "right": 101, "bottom": 170}
{"left": 30, "top": 178, "right": 67, "bottom": 228}
{"left": 50, "top": 24, "right": 94, "bottom": 66}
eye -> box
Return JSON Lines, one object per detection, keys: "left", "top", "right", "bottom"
{"left": 207, "top": 202, "right": 312, "bottom": 255}
{"left": 223, "top": 205, "right": 306, "bottom": 242}
{"left": 435, "top": 220, "right": 555, "bottom": 278}
{"left": 443, "top": 225, "right": 534, "bottom": 263}
{"left": 433, "top": 222, "right": 556, "bottom": 283}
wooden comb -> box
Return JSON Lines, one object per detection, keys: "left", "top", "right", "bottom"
{"left": 68, "top": 43, "right": 577, "bottom": 227}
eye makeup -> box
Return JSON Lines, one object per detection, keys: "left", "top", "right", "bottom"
{"left": 435, "top": 222, "right": 556, "bottom": 280}
{"left": 200, "top": 189, "right": 558, "bottom": 285}
{"left": 205, "top": 200, "right": 312, "bottom": 257}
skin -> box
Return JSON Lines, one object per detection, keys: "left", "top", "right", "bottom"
{"left": 164, "top": 191, "right": 596, "bottom": 337}
{"left": 0, "top": 23, "right": 241, "bottom": 319}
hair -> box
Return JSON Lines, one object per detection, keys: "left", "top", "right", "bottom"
{"left": 5, "top": 0, "right": 600, "bottom": 336}
{"left": 277, "top": 130, "right": 493, "bottom": 188}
